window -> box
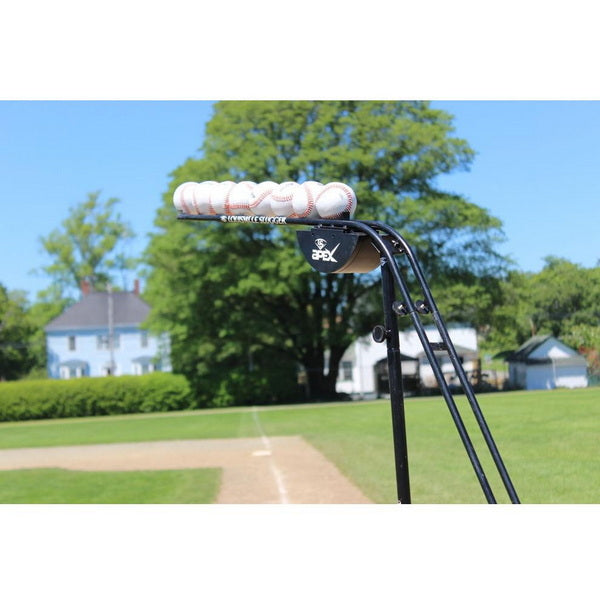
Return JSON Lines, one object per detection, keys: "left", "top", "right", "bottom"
{"left": 341, "top": 360, "right": 353, "bottom": 381}
{"left": 97, "top": 334, "right": 119, "bottom": 350}
{"left": 140, "top": 331, "right": 148, "bottom": 348}
{"left": 68, "top": 336, "right": 76, "bottom": 351}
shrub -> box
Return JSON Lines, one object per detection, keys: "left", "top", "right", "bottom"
{"left": 0, "top": 373, "right": 193, "bottom": 422}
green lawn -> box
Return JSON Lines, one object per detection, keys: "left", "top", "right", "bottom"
{"left": 0, "top": 387, "right": 598, "bottom": 504}
{"left": 0, "top": 467, "right": 220, "bottom": 503}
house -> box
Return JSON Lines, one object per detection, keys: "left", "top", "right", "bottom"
{"left": 416, "top": 343, "right": 479, "bottom": 389}
{"left": 45, "top": 282, "right": 170, "bottom": 379}
{"left": 335, "top": 323, "right": 479, "bottom": 398}
{"left": 506, "top": 335, "right": 588, "bottom": 390}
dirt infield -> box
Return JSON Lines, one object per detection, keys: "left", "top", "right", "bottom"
{"left": 0, "top": 436, "right": 372, "bottom": 504}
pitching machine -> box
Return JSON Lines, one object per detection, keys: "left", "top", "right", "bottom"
{"left": 176, "top": 180, "right": 520, "bottom": 504}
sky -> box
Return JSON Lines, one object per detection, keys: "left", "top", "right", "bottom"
{"left": 0, "top": 101, "right": 214, "bottom": 299}
{"left": 1, "top": 100, "right": 599, "bottom": 302}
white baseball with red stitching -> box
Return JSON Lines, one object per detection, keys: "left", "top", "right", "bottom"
{"left": 249, "top": 181, "right": 278, "bottom": 216}
{"left": 292, "top": 181, "right": 323, "bottom": 218}
{"left": 316, "top": 182, "right": 357, "bottom": 219}
{"left": 226, "top": 181, "right": 256, "bottom": 215}
{"left": 192, "top": 181, "right": 218, "bottom": 214}
{"left": 209, "top": 181, "right": 235, "bottom": 215}
{"left": 270, "top": 181, "right": 299, "bottom": 217}
{"left": 173, "top": 181, "right": 200, "bottom": 214}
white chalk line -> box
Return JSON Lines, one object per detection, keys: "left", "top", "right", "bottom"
{"left": 252, "top": 407, "right": 289, "bottom": 504}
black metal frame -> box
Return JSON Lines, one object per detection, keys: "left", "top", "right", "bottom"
{"left": 178, "top": 212, "right": 520, "bottom": 504}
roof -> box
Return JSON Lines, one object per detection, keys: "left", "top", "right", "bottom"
{"left": 45, "top": 291, "right": 150, "bottom": 332}
{"left": 507, "top": 335, "right": 552, "bottom": 362}
{"left": 59, "top": 359, "right": 89, "bottom": 368}
{"left": 132, "top": 355, "right": 154, "bottom": 363}
{"left": 506, "top": 335, "right": 587, "bottom": 366}
{"left": 375, "top": 354, "right": 418, "bottom": 364}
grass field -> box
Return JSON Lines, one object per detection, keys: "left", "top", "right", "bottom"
{"left": 0, "top": 468, "right": 220, "bottom": 503}
{"left": 0, "top": 387, "right": 598, "bottom": 503}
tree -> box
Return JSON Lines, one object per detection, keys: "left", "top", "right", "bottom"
{"left": 527, "top": 257, "right": 600, "bottom": 337}
{"left": 478, "top": 270, "right": 537, "bottom": 352}
{"left": 144, "top": 101, "right": 506, "bottom": 403}
{"left": 38, "top": 191, "right": 136, "bottom": 297}
{"left": 483, "top": 258, "right": 600, "bottom": 361}
{"left": 526, "top": 258, "right": 600, "bottom": 374}
{"left": 0, "top": 284, "right": 37, "bottom": 380}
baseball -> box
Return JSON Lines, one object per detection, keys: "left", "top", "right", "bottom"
{"left": 226, "top": 181, "right": 256, "bottom": 215}
{"left": 292, "top": 181, "right": 323, "bottom": 218}
{"left": 192, "top": 180, "right": 218, "bottom": 214}
{"left": 249, "top": 181, "right": 278, "bottom": 216}
{"left": 270, "top": 181, "right": 299, "bottom": 217}
{"left": 173, "top": 181, "right": 200, "bottom": 214}
{"left": 209, "top": 181, "right": 236, "bottom": 215}
{"left": 316, "top": 182, "right": 357, "bottom": 219}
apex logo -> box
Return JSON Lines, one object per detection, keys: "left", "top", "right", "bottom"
{"left": 297, "top": 228, "right": 380, "bottom": 275}
{"left": 312, "top": 238, "right": 340, "bottom": 262}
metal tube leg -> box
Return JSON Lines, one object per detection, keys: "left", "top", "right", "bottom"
{"left": 381, "top": 254, "right": 497, "bottom": 503}
{"left": 430, "top": 311, "right": 521, "bottom": 504}
{"left": 380, "top": 258, "right": 411, "bottom": 504}
{"left": 367, "top": 221, "right": 518, "bottom": 503}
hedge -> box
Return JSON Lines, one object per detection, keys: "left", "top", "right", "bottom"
{"left": 0, "top": 373, "right": 194, "bottom": 422}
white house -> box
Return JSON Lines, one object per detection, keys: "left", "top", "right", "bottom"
{"left": 336, "top": 323, "right": 479, "bottom": 397}
{"left": 506, "top": 335, "right": 588, "bottom": 390}
{"left": 45, "top": 283, "right": 171, "bottom": 379}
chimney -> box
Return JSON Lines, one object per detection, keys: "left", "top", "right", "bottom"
{"left": 133, "top": 279, "right": 140, "bottom": 296}
{"left": 81, "top": 280, "right": 91, "bottom": 296}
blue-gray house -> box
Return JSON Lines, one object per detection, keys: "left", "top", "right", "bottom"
{"left": 45, "top": 284, "right": 171, "bottom": 379}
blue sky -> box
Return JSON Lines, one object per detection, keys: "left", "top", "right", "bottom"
{"left": 435, "top": 101, "right": 600, "bottom": 272}
{"left": 1, "top": 100, "right": 599, "bottom": 302}
{"left": 0, "top": 101, "right": 214, "bottom": 299}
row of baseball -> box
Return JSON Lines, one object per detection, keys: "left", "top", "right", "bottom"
{"left": 173, "top": 180, "right": 357, "bottom": 219}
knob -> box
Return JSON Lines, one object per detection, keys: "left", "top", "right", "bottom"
{"left": 392, "top": 301, "right": 408, "bottom": 316}
{"left": 372, "top": 325, "right": 389, "bottom": 343}
{"left": 415, "top": 300, "right": 431, "bottom": 314}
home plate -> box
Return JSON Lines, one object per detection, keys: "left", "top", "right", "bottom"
{"left": 252, "top": 450, "right": 272, "bottom": 457}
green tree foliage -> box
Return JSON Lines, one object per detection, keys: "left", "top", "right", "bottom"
{"left": 38, "top": 191, "right": 136, "bottom": 297}
{"left": 430, "top": 276, "right": 504, "bottom": 334}
{"left": 0, "top": 284, "right": 37, "bottom": 380}
{"left": 483, "top": 258, "right": 600, "bottom": 367}
{"left": 528, "top": 257, "right": 600, "bottom": 372}
{"left": 480, "top": 270, "right": 537, "bottom": 351}
{"left": 0, "top": 283, "right": 70, "bottom": 381}
{"left": 528, "top": 257, "right": 600, "bottom": 336}
{"left": 26, "top": 192, "right": 137, "bottom": 378}
{"left": 144, "top": 101, "right": 506, "bottom": 404}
